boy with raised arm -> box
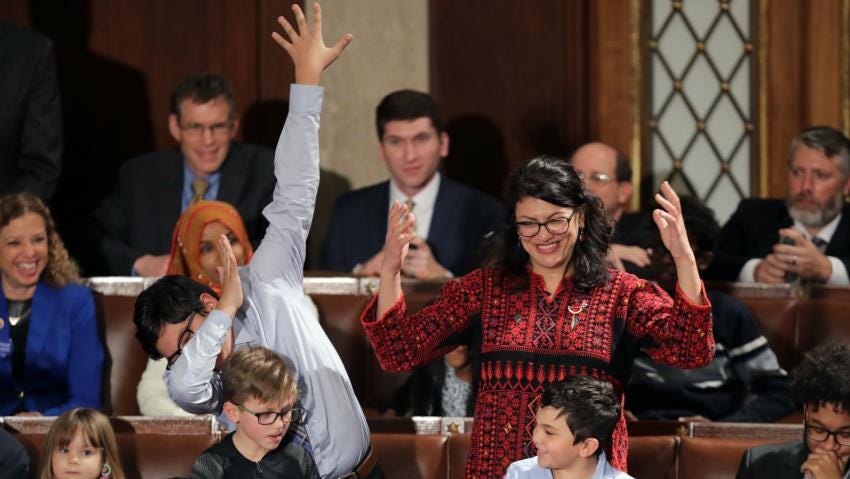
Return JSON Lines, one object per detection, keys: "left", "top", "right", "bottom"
{"left": 132, "top": 5, "right": 381, "bottom": 478}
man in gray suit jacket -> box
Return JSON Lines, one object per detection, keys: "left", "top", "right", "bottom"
{"left": 736, "top": 342, "right": 850, "bottom": 479}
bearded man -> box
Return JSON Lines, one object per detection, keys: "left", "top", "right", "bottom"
{"left": 708, "top": 126, "right": 850, "bottom": 284}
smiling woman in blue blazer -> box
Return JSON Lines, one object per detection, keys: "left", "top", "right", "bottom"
{"left": 0, "top": 192, "right": 103, "bottom": 416}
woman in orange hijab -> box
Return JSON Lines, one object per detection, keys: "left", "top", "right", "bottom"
{"left": 166, "top": 200, "right": 253, "bottom": 295}
{"left": 138, "top": 200, "right": 254, "bottom": 416}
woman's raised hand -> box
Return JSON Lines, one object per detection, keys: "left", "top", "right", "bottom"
{"left": 652, "top": 181, "right": 694, "bottom": 263}
{"left": 271, "top": 2, "right": 353, "bottom": 85}
{"left": 653, "top": 181, "right": 703, "bottom": 303}
{"left": 380, "top": 201, "right": 417, "bottom": 278}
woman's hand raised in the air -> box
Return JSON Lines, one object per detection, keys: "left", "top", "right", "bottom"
{"left": 380, "top": 201, "right": 417, "bottom": 278}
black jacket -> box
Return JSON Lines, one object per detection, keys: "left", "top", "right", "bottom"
{"left": 190, "top": 433, "right": 319, "bottom": 479}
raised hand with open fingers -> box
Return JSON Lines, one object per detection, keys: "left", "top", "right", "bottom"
{"left": 216, "top": 233, "right": 243, "bottom": 318}
{"left": 381, "top": 201, "right": 417, "bottom": 277}
{"left": 652, "top": 181, "right": 694, "bottom": 263}
{"left": 271, "top": 2, "right": 353, "bottom": 85}
{"left": 376, "top": 201, "right": 417, "bottom": 318}
{"left": 652, "top": 181, "right": 703, "bottom": 303}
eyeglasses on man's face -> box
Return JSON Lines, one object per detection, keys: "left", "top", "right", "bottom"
{"left": 179, "top": 121, "right": 234, "bottom": 138}
{"left": 165, "top": 310, "right": 202, "bottom": 370}
{"left": 805, "top": 420, "right": 850, "bottom": 446}
{"left": 237, "top": 404, "right": 306, "bottom": 426}
{"left": 577, "top": 171, "right": 615, "bottom": 185}
{"left": 516, "top": 211, "right": 577, "bottom": 238}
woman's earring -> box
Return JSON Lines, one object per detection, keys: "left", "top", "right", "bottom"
{"left": 578, "top": 227, "right": 584, "bottom": 242}
{"left": 101, "top": 463, "right": 112, "bottom": 479}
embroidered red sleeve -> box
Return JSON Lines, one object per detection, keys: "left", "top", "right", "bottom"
{"left": 360, "top": 269, "right": 484, "bottom": 372}
{"left": 621, "top": 274, "right": 715, "bottom": 368}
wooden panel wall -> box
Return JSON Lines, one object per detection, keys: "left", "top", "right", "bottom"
{"left": 762, "top": 0, "right": 845, "bottom": 197}
{"left": 0, "top": 0, "right": 299, "bottom": 228}
{"left": 429, "top": 0, "right": 637, "bottom": 201}
{"left": 429, "top": 0, "right": 591, "bottom": 199}
{"left": 3, "top": 0, "right": 846, "bottom": 229}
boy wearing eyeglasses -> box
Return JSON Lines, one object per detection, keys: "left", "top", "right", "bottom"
{"left": 736, "top": 342, "right": 850, "bottom": 479}
{"left": 191, "top": 347, "right": 317, "bottom": 478}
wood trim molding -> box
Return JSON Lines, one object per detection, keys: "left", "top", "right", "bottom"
{"left": 630, "top": 0, "right": 644, "bottom": 210}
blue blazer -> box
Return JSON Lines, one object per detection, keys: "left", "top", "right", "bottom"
{"left": 0, "top": 282, "right": 103, "bottom": 415}
{"left": 320, "top": 177, "right": 504, "bottom": 276}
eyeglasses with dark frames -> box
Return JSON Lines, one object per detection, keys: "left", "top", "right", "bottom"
{"left": 805, "top": 420, "right": 850, "bottom": 446}
{"left": 165, "top": 310, "right": 202, "bottom": 370}
{"left": 515, "top": 211, "right": 578, "bottom": 238}
{"left": 236, "top": 404, "right": 306, "bottom": 426}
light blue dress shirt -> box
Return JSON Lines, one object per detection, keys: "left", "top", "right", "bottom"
{"left": 164, "top": 84, "right": 370, "bottom": 479}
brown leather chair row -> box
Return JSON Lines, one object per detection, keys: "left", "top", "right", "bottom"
{"left": 6, "top": 419, "right": 453, "bottom": 479}
{"left": 5, "top": 416, "right": 220, "bottom": 479}
{"left": 442, "top": 433, "right": 783, "bottom": 479}
{"left": 707, "top": 282, "right": 850, "bottom": 371}
{"left": 89, "top": 276, "right": 446, "bottom": 415}
{"left": 5, "top": 414, "right": 805, "bottom": 479}
{"left": 89, "top": 277, "right": 850, "bottom": 415}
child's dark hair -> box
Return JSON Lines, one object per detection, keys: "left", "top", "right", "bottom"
{"left": 540, "top": 375, "right": 620, "bottom": 456}
{"left": 792, "top": 341, "right": 850, "bottom": 413}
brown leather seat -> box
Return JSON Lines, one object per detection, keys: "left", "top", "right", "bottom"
{"left": 628, "top": 436, "right": 678, "bottom": 479}
{"left": 733, "top": 296, "right": 800, "bottom": 370}
{"left": 678, "top": 436, "right": 785, "bottom": 479}
{"left": 372, "top": 433, "right": 448, "bottom": 479}
{"left": 95, "top": 294, "right": 149, "bottom": 415}
{"left": 447, "top": 433, "right": 470, "bottom": 479}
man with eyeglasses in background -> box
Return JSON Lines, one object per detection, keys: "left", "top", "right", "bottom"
{"left": 570, "top": 142, "right": 655, "bottom": 275}
{"left": 737, "top": 342, "right": 850, "bottom": 479}
{"left": 89, "top": 74, "right": 275, "bottom": 276}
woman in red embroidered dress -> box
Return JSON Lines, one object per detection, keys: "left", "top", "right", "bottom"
{"left": 361, "top": 156, "right": 714, "bottom": 479}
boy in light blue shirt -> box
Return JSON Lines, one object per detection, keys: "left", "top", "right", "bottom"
{"left": 504, "top": 376, "right": 633, "bottom": 479}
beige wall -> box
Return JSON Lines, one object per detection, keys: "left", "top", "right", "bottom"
{"left": 306, "top": 0, "right": 430, "bottom": 267}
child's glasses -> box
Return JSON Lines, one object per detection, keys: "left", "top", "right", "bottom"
{"left": 236, "top": 404, "right": 306, "bottom": 425}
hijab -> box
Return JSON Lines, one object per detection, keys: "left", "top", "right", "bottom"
{"left": 167, "top": 200, "right": 253, "bottom": 294}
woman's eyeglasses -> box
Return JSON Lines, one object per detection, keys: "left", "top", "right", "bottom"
{"left": 515, "top": 211, "right": 577, "bottom": 238}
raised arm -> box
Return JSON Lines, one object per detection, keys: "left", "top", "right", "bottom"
{"left": 248, "top": 2, "right": 352, "bottom": 286}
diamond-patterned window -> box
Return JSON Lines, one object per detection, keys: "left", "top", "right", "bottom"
{"left": 648, "top": 0, "right": 754, "bottom": 223}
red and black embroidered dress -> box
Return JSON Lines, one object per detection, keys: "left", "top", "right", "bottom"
{"left": 361, "top": 268, "right": 714, "bottom": 479}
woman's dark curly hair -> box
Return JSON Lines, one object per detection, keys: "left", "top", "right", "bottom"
{"left": 490, "top": 155, "right": 613, "bottom": 292}
{"left": 792, "top": 341, "right": 850, "bottom": 413}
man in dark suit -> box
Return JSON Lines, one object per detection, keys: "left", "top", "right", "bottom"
{"left": 736, "top": 342, "right": 850, "bottom": 479}
{"left": 570, "top": 142, "right": 653, "bottom": 275}
{"left": 0, "top": 21, "right": 62, "bottom": 201}
{"left": 711, "top": 126, "right": 850, "bottom": 284}
{"left": 320, "top": 90, "right": 503, "bottom": 278}
{"left": 91, "top": 74, "right": 274, "bottom": 276}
